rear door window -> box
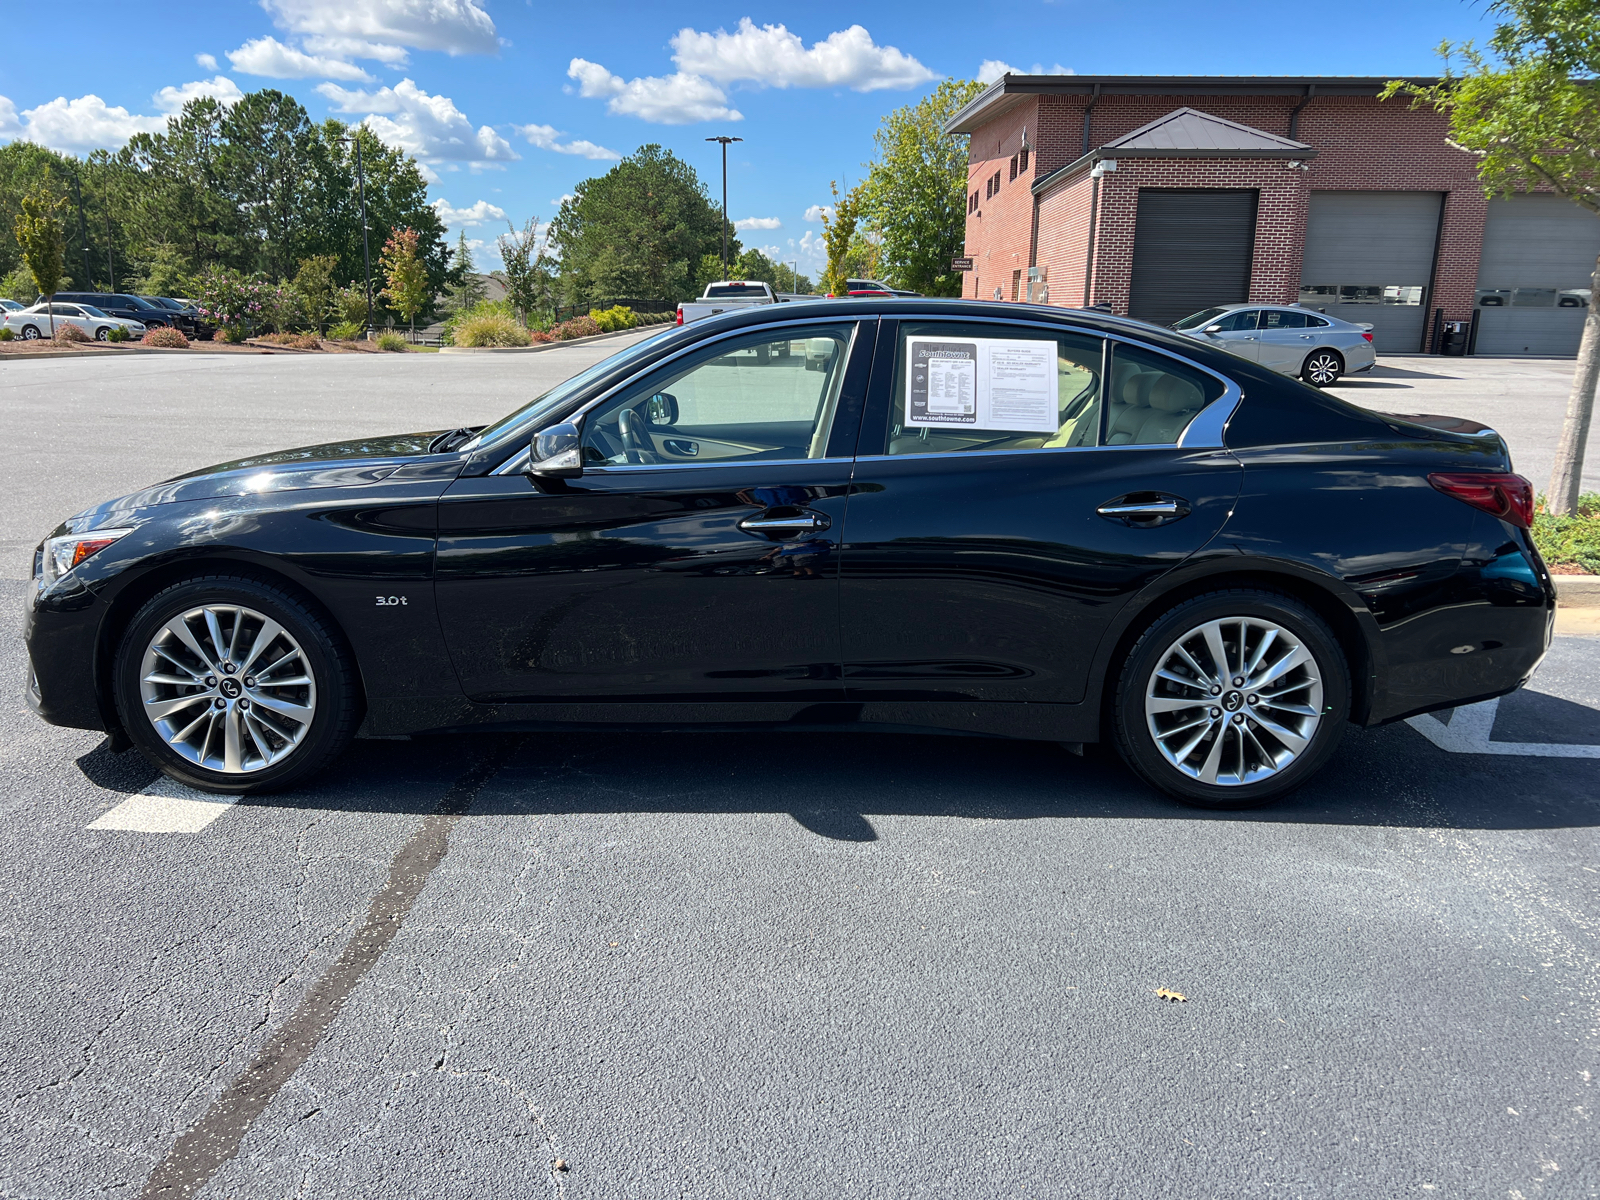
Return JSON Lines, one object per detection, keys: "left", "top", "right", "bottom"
{"left": 885, "top": 321, "right": 1105, "bottom": 456}
{"left": 1106, "top": 344, "right": 1226, "bottom": 445}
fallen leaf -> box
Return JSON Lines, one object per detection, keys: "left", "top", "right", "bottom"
{"left": 1156, "top": 987, "right": 1188, "bottom": 1003}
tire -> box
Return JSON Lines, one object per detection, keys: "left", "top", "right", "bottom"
{"left": 21, "top": 324, "right": 40, "bottom": 340}
{"left": 95, "top": 326, "right": 110, "bottom": 341}
{"left": 113, "top": 575, "right": 360, "bottom": 794}
{"left": 1112, "top": 589, "right": 1350, "bottom": 809}
{"left": 1301, "top": 348, "right": 1343, "bottom": 387}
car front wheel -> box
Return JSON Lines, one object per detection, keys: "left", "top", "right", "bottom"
{"left": 94, "top": 326, "right": 110, "bottom": 341}
{"left": 1301, "top": 349, "right": 1343, "bottom": 387}
{"left": 1113, "top": 590, "right": 1349, "bottom": 808}
{"left": 114, "top": 575, "right": 359, "bottom": 794}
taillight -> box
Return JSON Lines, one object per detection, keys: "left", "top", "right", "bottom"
{"left": 1362, "top": 332, "right": 1374, "bottom": 342}
{"left": 675, "top": 308, "right": 683, "bottom": 326}
{"left": 1427, "top": 472, "right": 1534, "bottom": 528}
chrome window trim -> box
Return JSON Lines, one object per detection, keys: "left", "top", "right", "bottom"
{"left": 495, "top": 317, "right": 865, "bottom": 476}
{"left": 577, "top": 456, "right": 854, "bottom": 475}
{"left": 881, "top": 313, "right": 1244, "bottom": 453}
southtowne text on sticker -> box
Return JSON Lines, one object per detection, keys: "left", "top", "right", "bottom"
{"left": 905, "top": 337, "right": 1058, "bottom": 432}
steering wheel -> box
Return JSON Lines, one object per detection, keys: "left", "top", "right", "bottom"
{"left": 617, "top": 408, "right": 660, "bottom": 465}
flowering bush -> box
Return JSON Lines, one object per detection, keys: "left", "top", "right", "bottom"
{"left": 552, "top": 315, "right": 602, "bottom": 340}
{"left": 53, "top": 323, "right": 91, "bottom": 344}
{"left": 143, "top": 327, "right": 191, "bottom": 349}
{"left": 195, "top": 267, "right": 273, "bottom": 337}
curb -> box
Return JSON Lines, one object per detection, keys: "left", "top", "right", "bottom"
{"left": 437, "top": 325, "right": 667, "bottom": 355}
{"left": 0, "top": 345, "right": 248, "bottom": 360}
{"left": 1552, "top": 574, "right": 1599, "bottom": 608}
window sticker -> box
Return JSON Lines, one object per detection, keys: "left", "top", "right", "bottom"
{"left": 905, "top": 337, "right": 1057, "bottom": 432}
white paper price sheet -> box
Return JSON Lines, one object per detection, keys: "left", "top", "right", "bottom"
{"left": 904, "top": 337, "right": 1057, "bottom": 433}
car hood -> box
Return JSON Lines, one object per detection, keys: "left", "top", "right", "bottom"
{"left": 69, "top": 431, "right": 456, "bottom": 529}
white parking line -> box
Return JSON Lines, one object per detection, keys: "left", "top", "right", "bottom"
{"left": 1406, "top": 698, "right": 1600, "bottom": 758}
{"left": 87, "top": 778, "right": 239, "bottom": 832}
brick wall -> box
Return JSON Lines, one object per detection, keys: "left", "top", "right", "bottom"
{"left": 962, "top": 89, "right": 1497, "bottom": 327}
{"left": 1035, "top": 173, "right": 1095, "bottom": 307}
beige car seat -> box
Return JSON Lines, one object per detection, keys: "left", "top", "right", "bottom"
{"left": 1134, "top": 374, "right": 1205, "bottom": 444}
{"left": 1106, "top": 368, "right": 1157, "bottom": 444}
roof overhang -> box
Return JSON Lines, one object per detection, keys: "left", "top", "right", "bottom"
{"left": 1032, "top": 145, "right": 1319, "bottom": 197}
{"left": 945, "top": 74, "right": 1437, "bottom": 135}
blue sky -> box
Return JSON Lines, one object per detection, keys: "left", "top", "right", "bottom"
{"left": 1, "top": 0, "right": 1499, "bottom": 276}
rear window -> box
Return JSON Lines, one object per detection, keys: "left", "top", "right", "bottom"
{"left": 705, "top": 283, "right": 764, "bottom": 297}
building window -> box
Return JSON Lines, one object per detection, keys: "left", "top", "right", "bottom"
{"left": 1009, "top": 155, "right": 1018, "bottom": 181}
{"left": 1019, "top": 147, "right": 1029, "bottom": 173}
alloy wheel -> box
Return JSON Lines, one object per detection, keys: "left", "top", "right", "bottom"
{"left": 21, "top": 325, "right": 40, "bottom": 340}
{"left": 138, "top": 604, "right": 317, "bottom": 774}
{"left": 1144, "top": 616, "right": 1324, "bottom": 787}
{"left": 1305, "top": 352, "right": 1341, "bottom": 386}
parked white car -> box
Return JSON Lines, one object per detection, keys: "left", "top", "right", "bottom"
{"left": 2, "top": 301, "right": 146, "bottom": 342}
{"left": 1170, "top": 303, "right": 1376, "bottom": 387}
{"left": 0, "top": 298, "right": 24, "bottom": 314}
{"left": 675, "top": 280, "right": 777, "bottom": 325}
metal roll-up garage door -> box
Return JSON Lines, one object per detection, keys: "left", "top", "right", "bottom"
{"left": 1128, "top": 189, "right": 1258, "bottom": 328}
{"left": 1474, "top": 193, "right": 1600, "bottom": 356}
{"left": 1299, "top": 191, "right": 1442, "bottom": 353}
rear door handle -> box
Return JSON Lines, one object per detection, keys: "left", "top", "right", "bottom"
{"left": 738, "top": 509, "right": 831, "bottom": 537}
{"left": 1096, "top": 494, "right": 1191, "bottom": 527}
{"left": 1098, "top": 500, "right": 1180, "bottom": 517}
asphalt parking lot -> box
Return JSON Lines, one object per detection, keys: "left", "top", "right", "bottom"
{"left": 2, "top": 340, "right": 1597, "bottom": 1199}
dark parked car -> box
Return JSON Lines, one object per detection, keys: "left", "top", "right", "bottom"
{"left": 26, "top": 299, "right": 1552, "bottom": 808}
{"left": 52, "top": 292, "right": 177, "bottom": 332}
{"left": 137, "top": 295, "right": 209, "bottom": 338}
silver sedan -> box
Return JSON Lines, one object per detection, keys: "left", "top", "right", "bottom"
{"left": 1170, "top": 304, "right": 1377, "bottom": 387}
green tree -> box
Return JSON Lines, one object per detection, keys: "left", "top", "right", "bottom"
{"left": 293, "top": 254, "right": 340, "bottom": 332}
{"left": 1386, "top": 0, "right": 1599, "bottom": 515}
{"left": 379, "top": 226, "right": 429, "bottom": 338}
{"left": 550, "top": 145, "right": 728, "bottom": 304}
{"left": 818, "top": 181, "right": 863, "bottom": 297}
{"left": 497, "top": 217, "right": 553, "bottom": 322}
{"left": 858, "top": 79, "right": 984, "bottom": 296}
{"left": 442, "top": 231, "right": 487, "bottom": 313}
{"left": 220, "top": 91, "right": 315, "bottom": 280}
{"left": 13, "top": 187, "right": 67, "bottom": 336}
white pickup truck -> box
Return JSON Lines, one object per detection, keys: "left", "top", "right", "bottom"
{"left": 675, "top": 280, "right": 777, "bottom": 325}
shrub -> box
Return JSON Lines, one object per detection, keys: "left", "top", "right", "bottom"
{"left": 254, "top": 332, "right": 321, "bottom": 349}
{"left": 195, "top": 266, "right": 272, "bottom": 338}
{"left": 334, "top": 286, "right": 370, "bottom": 328}
{"left": 327, "top": 320, "right": 364, "bottom": 341}
{"left": 53, "top": 323, "right": 90, "bottom": 344}
{"left": 441, "top": 297, "right": 517, "bottom": 346}
{"left": 106, "top": 326, "right": 130, "bottom": 343}
{"left": 215, "top": 323, "right": 248, "bottom": 344}
{"left": 376, "top": 331, "right": 408, "bottom": 352}
{"left": 455, "top": 313, "right": 531, "bottom": 347}
{"left": 1533, "top": 493, "right": 1600, "bottom": 575}
{"left": 0, "top": 327, "right": 13, "bottom": 341}
{"left": 588, "top": 304, "right": 639, "bottom": 333}
{"left": 142, "top": 327, "right": 191, "bottom": 349}
{"left": 529, "top": 329, "right": 556, "bottom": 343}
{"left": 552, "top": 314, "right": 602, "bottom": 340}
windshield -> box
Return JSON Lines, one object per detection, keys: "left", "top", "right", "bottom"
{"left": 1171, "top": 307, "right": 1229, "bottom": 331}
{"left": 460, "top": 326, "right": 689, "bottom": 452}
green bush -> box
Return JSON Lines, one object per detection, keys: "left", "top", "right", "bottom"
{"left": 455, "top": 312, "right": 531, "bottom": 347}
{"left": 106, "top": 326, "right": 130, "bottom": 343}
{"left": 0, "top": 327, "right": 15, "bottom": 341}
{"left": 327, "top": 320, "right": 364, "bottom": 341}
{"left": 442, "top": 298, "right": 517, "bottom": 346}
{"left": 588, "top": 304, "right": 639, "bottom": 333}
{"left": 376, "top": 331, "right": 408, "bottom": 352}
{"left": 1533, "top": 493, "right": 1600, "bottom": 575}
{"left": 215, "top": 323, "right": 248, "bottom": 344}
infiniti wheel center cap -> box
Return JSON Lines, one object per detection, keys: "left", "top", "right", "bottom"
{"left": 219, "top": 678, "right": 242, "bottom": 699}
{"left": 1222, "top": 690, "right": 1244, "bottom": 712}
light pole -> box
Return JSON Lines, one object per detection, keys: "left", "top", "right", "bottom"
{"left": 789, "top": 259, "right": 799, "bottom": 294}
{"left": 705, "top": 135, "right": 742, "bottom": 278}
{"left": 341, "top": 131, "right": 375, "bottom": 337}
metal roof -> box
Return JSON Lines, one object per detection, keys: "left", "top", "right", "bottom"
{"left": 944, "top": 74, "right": 1435, "bottom": 134}
{"left": 1103, "top": 107, "right": 1313, "bottom": 153}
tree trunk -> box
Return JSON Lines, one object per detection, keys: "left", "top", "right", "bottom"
{"left": 1546, "top": 250, "right": 1600, "bottom": 515}
{"left": 47, "top": 295, "right": 54, "bottom": 339}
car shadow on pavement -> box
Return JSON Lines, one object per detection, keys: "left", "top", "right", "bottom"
{"left": 140, "top": 717, "right": 1600, "bottom": 838}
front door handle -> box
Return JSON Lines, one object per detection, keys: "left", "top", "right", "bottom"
{"left": 738, "top": 509, "right": 831, "bottom": 537}
{"left": 1097, "top": 493, "right": 1191, "bottom": 527}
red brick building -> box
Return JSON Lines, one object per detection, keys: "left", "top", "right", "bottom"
{"left": 948, "top": 75, "right": 1599, "bottom": 356}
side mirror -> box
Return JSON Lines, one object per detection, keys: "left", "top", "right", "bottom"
{"left": 1204, "top": 324, "right": 1225, "bottom": 334}
{"left": 528, "top": 419, "right": 583, "bottom": 479}
{"left": 644, "top": 392, "right": 678, "bottom": 427}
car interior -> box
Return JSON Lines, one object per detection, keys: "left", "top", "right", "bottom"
{"left": 1103, "top": 347, "right": 1219, "bottom": 445}
{"left": 580, "top": 326, "right": 854, "bottom": 466}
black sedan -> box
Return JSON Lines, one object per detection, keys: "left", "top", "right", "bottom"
{"left": 25, "top": 299, "right": 1553, "bottom": 808}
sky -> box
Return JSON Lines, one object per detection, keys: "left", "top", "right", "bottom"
{"left": 0, "top": 0, "right": 1502, "bottom": 277}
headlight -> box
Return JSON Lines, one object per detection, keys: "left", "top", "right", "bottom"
{"left": 40, "top": 527, "right": 135, "bottom": 585}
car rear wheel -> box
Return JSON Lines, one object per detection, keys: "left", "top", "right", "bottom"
{"left": 1301, "top": 349, "right": 1343, "bottom": 387}
{"left": 1112, "top": 590, "right": 1349, "bottom": 808}
{"left": 21, "top": 324, "right": 40, "bottom": 340}
{"left": 114, "top": 575, "right": 359, "bottom": 794}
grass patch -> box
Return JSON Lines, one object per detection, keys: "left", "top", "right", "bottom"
{"left": 1532, "top": 492, "right": 1600, "bottom": 574}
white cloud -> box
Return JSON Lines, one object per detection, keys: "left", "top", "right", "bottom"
{"left": 431, "top": 197, "right": 508, "bottom": 227}
{"left": 803, "top": 204, "right": 833, "bottom": 223}
{"left": 977, "top": 59, "right": 1072, "bottom": 84}
{"left": 228, "top": 36, "right": 376, "bottom": 82}
{"left": 261, "top": 0, "right": 497, "bottom": 56}
{"left": 5, "top": 94, "right": 167, "bottom": 154}
{"left": 514, "top": 122, "right": 620, "bottom": 161}
{"left": 567, "top": 58, "right": 740, "bottom": 125}
{"left": 154, "top": 76, "right": 244, "bottom": 113}
{"left": 673, "top": 20, "right": 937, "bottom": 92}
{"left": 302, "top": 35, "right": 410, "bottom": 64}
{"left": 318, "top": 79, "right": 516, "bottom": 167}
{"left": 550, "top": 193, "right": 575, "bottom": 207}
{"left": 734, "top": 216, "right": 781, "bottom": 231}
{"left": 195, "top": 53, "right": 219, "bottom": 71}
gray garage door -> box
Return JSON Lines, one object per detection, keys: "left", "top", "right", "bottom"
{"left": 1128, "top": 189, "right": 1258, "bottom": 327}
{"left": 1299, "top": 191, "right": 1442, "bottom": 353}
{"left": 1474, "top": 193, "right": 1600, "bottom": 356}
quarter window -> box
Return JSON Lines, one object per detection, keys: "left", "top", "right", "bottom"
{"left": 580, "top": 324, "right": 855, "bottom": 467}
{"left": 887, "top": 321, "right": 1105, "bottom": 456}
{"left": 1106, "top": 344, "right": 1225, "bottom": 446}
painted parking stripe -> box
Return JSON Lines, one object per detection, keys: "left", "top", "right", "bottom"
{"left": 1406, "top": 698, "right": 1600, "bottom": 758}
{"left": 86, "top": 778, "right": 239, "bottom": 832}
